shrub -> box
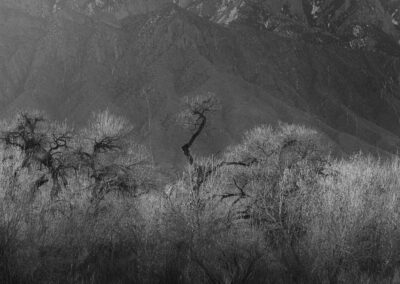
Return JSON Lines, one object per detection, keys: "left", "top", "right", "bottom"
{"left": 303, "top": 155, "right": 400, "bottom": 282}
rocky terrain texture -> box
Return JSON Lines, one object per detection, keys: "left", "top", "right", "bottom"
{"left": 1, "top": 0, "right": 400, "bottom": 165}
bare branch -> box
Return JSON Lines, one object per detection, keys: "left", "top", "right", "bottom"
{"left": 182, "top": 113, "right": 206, "bottom": 165}
{"left": 93, "top": 135, "right": 122, "bottom": 154}
{"left": 179, "top": 93, "right": 220, "bottom": 165}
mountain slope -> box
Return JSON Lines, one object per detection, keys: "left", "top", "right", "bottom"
{"left": 1, "top": 3, "right": 400, "bottom": 166}
{"left": 184, "top": 0, "right": 400, "bottom": 55}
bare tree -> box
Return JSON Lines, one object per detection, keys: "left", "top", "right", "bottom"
{"left": 1, "top": 112, "right": 73, "bottom": 198}
{"left": 178, "top": 93, "right": 220, "bottom": 165}
{"left": 75, "top": 110, "right": 153, "bottom": 205}
{"left": 178, "top": 93, "right": 257, "bottom": 195}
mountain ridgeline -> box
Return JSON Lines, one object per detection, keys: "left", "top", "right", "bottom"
{"left": 1, "top": 0, "right": 400, "bottom": 165}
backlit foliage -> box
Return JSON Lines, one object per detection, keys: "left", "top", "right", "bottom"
{"left": 0, "top": 110, "right": 400, "bottom": 283}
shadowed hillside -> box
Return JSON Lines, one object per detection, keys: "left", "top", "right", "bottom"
{"left": 1, "top": 1, "right": 400, "bottom": 166}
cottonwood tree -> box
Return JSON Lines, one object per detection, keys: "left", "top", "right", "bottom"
{"left": 0, "top": 110, "right": 153, "bottom": 204}
{"left": 178, "top": 93, "right": 220, "bottom": 166}
{"left": 178, "top": 93, "right": 257, "bottom": 194}
{"left": 178, "top": 103, "right": 334, "bottom": 282}
{"left": 1, "top": 112, "right": 73, "bottom": 199}
{"left": 173, "top": 93, "right": 264, "bottom": 283}
{"left": 223, "top": 123, "right": 333, "bottom": 282}
{"left": 75, "top": 110, "right": 153, "bottom": 205}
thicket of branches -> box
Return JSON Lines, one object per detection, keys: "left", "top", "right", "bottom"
{"left": 1, "top": 99, "right": 400, "bottom": 283}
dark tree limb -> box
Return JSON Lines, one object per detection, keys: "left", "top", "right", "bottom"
{"left": 1, "top": 113, "right": 73, "bottom": 200}
{"left": 181, "top": 113, "right": 206, "bottom": 165}
{"left": 179, "top": 94, "right": 259, "bottom": 194}
{"left": 93, "top": 136, "right": 121, "bottom": 154}
{"left": 30, "top": 174, "right": 49, "bottom": 201}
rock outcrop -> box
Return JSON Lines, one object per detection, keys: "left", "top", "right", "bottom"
{"left": 184, "top": 1, "right": 400, "bottom": 41}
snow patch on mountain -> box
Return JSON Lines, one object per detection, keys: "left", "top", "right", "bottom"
{"left": 311, "top": 2, "right": 321, "bottom": 19}
{"left": 217, "top": 6, "right": 238, "bottom": 24}
{"left": 393, "top": 9, "right": 400, "bottom": 26}
{"left": 211, "top": 0, "right": 243, "bottom": 25}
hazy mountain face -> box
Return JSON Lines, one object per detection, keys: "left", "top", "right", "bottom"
{"left": 1, "top": 0, "right": 400, "bottom": 165}
{"left": 185, "top": 0, "right": 400, "bottom": 38}
{"left": 1, "top": 0, "right": 170, "bottom": 17}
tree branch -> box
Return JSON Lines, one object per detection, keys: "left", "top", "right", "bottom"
{"left": 181, "top": 114, "right": 206, "bottom": 165}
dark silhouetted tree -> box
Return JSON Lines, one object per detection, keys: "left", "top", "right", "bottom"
{"left": 1, "top": 112, "right": 73, "bottom": 198}
{"left": 178, "top": 93, "right": 257, "bottom": 195}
